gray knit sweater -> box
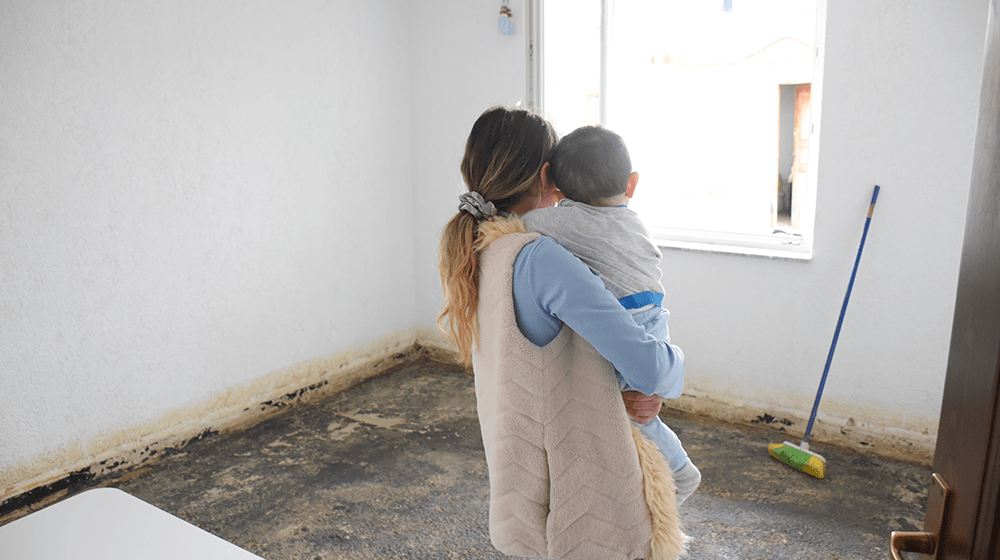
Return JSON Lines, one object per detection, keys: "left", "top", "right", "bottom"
{"left": 522, "top": 200, "right": 663, "bottom": 300}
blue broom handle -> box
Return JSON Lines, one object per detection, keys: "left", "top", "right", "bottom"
{"left": 803, "top": 185, "right": 880, "bottom": 443}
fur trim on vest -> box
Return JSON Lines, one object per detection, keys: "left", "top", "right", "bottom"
{"left": 472, "top": 217, "right": 687, "bottom": 560}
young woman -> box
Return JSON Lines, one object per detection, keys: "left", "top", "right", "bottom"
{"left": 437, "top": 106, "right": 686, "bottom": 560}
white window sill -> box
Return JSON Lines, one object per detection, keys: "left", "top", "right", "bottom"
{"left": 649, "top": 227, "right": 813, "bottom": 261}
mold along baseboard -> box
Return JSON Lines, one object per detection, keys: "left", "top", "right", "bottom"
{"left": 0, "top": 327, "right": 459, "bottom": 519}
{"left": 2, "top": 329, "right": 935, "bottom": 520}
{"left": 664, "top": 389, "right": 937, "bottom": 467}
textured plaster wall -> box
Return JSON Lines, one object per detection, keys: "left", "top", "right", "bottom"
{"left": 1, "top": 0, "right": 415, "bottom": 494}
{"left": 410, "top": 0, "right": 530, "bottom": 331}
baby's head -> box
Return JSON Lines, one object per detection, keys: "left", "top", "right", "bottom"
{"left": 547, "top": 125, "right": 632, "bottom": 205}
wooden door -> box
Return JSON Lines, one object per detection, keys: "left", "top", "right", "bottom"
{"left": 898, "top": 2, "right": 1000, "bottom": 558}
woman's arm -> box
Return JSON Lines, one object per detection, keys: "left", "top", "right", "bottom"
{"left": 512, "top": 237, "right": 684, "bottom": 398}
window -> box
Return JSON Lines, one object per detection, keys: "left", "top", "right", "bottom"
{"left": 531, "top": 0, "right": 824, "bottom": 259}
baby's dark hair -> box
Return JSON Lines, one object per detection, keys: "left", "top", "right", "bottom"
{"left": 548, "top": 125, "right": 631, "bottom": 205}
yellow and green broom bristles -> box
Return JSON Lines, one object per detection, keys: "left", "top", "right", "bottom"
{"left": 768, "top": 440, "right": 826, "bottom": 479}
{"left": 769, "top": 187, "right": 881, "bottom": 481}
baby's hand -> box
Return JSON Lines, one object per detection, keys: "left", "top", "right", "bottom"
{"left": 621, "top": 390, "right": 663, "bottom": 424}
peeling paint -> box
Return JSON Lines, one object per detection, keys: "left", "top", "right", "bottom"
{"left": 2, "top": 324, "right": 936, "bottom": 521}
{"left": 327, "top": 421, "right": 363, "bottom": 442}
{"left": 749, "top": 413, "right": 794, "bottom": 427}
{"left": 0, "top": 468, "right": 95, "bottom": 517}
{"left": 337, "top": 410, "right": 409, "bottom": 431}
{"left": 665, "top": 390, "right": 936, "bottom": 466}
{"left": 1, "top": 327, "right": 455, "bottom": 514}
{"left": 14, "top": 362, "right": 925, "bottom": 559}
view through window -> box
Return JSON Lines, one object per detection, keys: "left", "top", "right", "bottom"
{"left": 539, "top": 0, "right": 821, "bottom": 256}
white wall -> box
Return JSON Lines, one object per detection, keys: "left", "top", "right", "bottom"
{"left": 406, "top": 0, "right": 991, "bottom": 463}
{"left": 659, "top": 0, "right": 990, "bottom": 459}
{"left": 410, "top": 0, "right": 530, "bottom": 333}
{"left": 1, "top": 0, "right": 990, "bottom": 502}
{"left": 1, "top": 0, "right": 415, "bottom": 496}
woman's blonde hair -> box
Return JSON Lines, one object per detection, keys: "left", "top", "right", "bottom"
{"left": 437, "top": 107, "right": 557, "bottom": 364}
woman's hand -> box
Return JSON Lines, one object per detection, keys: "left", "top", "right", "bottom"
{"left": 622, "top": 391, "right": 663, "bottom": 424}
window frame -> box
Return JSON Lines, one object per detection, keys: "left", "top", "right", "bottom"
{"left": 526, "top": 0, "right": 827, "bottom": 261}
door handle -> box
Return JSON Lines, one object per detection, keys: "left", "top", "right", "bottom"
{"left": 890, "top": 531, "right": 935, "bottom": 559}
{"left": 890, "top": 473, "right": 950, "bottom": 560}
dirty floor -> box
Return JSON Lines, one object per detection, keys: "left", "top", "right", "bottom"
{"left": 5, "top": 360, "right": 930, "bottom": 559}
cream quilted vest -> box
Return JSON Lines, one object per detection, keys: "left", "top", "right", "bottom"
{"left": 472, "top": 222, "right": 686, "bottom": 560}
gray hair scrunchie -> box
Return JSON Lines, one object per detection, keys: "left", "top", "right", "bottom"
{"left": 458, "top": 191, "right": 503, "bottom": 221}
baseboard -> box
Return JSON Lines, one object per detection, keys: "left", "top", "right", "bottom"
{"left": 1, "top": 330, "right": 934, "bottom": 523}
{"left": 662, "top": 390, "right": 936, "bottom": 467}
{"left": 0, "top": 327, "right": 458, "bottom": 520}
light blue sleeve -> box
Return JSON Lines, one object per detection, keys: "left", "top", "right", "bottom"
{"left": 512, "top": 237, "right": 684, "bottom": 397}
{"left": 629, "top": 308, "right": 685, "bottom": 398}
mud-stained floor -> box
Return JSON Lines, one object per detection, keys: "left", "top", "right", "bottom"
{"left": 7, "top": 360, "right": 930, "bottom": 559}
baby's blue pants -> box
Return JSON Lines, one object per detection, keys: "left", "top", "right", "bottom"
{"left": 619, "top": 374, "right": 701, "bottom": 506}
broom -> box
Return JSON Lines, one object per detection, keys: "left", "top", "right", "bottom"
{"left": 769, "top": 185, "right": 881, "bottom": 478}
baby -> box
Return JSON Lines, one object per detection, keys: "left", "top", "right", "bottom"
{"left": 522, "top": 125, "right": 701, "bottom": 505}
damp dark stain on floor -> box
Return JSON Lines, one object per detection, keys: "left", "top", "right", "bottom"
{"left": 4, "top": 360, "right": 930, "bottom": 559}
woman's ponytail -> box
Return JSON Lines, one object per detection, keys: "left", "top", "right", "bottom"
{"left": 437, "top": 107, "right": 557, "bottom": 365}
{"left": 437, "top": 211, "right": 480, "bottom": 364}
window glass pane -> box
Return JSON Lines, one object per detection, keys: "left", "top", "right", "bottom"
{"left": 542, "top": 0, "right": 602, "bottom": 135}
{"left": 610, "top": 0, "right": 817, "bottom": 235}
{"left": 544, "top": 0, "right": 818, "bottom": 237}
